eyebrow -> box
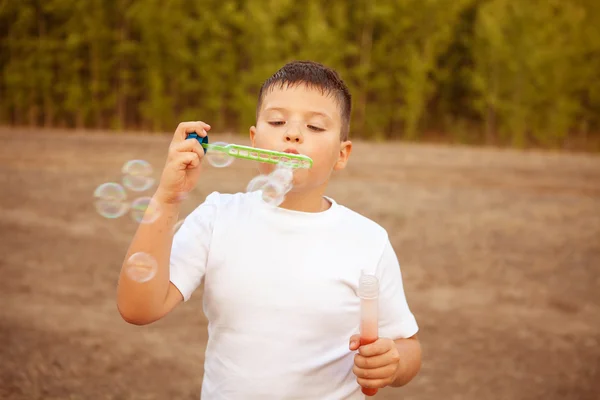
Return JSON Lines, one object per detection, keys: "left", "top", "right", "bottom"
{"left": 263, "top": 107, "right": 332, "bottom": 121}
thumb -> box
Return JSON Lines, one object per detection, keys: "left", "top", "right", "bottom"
{"left": 349, "top": 334, "right": 361, "bottom": 351}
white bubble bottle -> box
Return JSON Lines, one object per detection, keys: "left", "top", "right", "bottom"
{"left": 359, "top": 272, "right": 379, "bottom": 397}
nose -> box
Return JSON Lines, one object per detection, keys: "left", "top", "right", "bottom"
{"left": 285, "top": 133, "right": 302, "bottom": 143}
{"left": 284, "top": 121, "right": 303, "bottom": 143}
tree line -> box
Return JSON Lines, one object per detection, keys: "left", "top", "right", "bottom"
{"left": 1, "top": 0, "right": 599, "bottom": 149}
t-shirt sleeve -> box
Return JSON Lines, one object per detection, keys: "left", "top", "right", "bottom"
{"left": 375, "top": 238, "right": 419, "bottom": 339}
{"left": 169, "top": 191, "right": 220, "bottom": 302}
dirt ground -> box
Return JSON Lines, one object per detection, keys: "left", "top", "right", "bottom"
{"left": 1, "top": 126, "right": 599, "bottom": 400}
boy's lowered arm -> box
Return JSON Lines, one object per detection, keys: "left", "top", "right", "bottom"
{"left": 116, "top": 121, "right": 210, "bottom": 325}
{"left": 116, "top": 197, "right": 184, "bottom": 325}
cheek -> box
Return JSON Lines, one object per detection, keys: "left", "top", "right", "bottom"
{"left": 308, "top": 141, "right": 339, "bottom": 168}
{"left": 253, "top": 135, "right": 267, "bottom": 148}
{"left": 252, "top": 127, "right": 272, "bottom": 147}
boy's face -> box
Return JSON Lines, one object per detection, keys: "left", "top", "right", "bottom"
{"left": 249, "top": 84, "right": 352, "bottom": 192}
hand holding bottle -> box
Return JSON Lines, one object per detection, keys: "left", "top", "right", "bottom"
{"left": 349, "top": 273, "right": 401, "bottom": 396}
{"left": 349, "top": 336, "right": 402, "bottom": 395}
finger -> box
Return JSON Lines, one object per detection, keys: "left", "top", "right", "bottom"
{"left": 353, "top": 363, "right": 397, "bottom": 380}
{"left": 172, "top": 152, "right": 200, "bottom": 170}
{"left": 170, "top": 138, "right": 205, "bottom": 161}
{"left": 354, "top": 352, "right": 393, "bottom": 370}
{"left": 349, "top": 334, "right": 361, "bottom": 351}
{"left": 358, "top": 339, "right": 389, "bottom": 357}
{"left": 356, "top": 377, "right": 388, "bottom": 390}
{"left": 172, "top": 121, "right": 211, "bottom": 143}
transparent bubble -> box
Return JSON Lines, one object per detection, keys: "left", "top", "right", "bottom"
{"left": 125, "top": 252, "right": 158, "bottom": 283}
{"left": 122, "top": 160, "right": 155, "bottom": 192}
{"left": 269, "top": 164, "right": 294, "bottom": 193}
{"left": 261, "top": 180, "right": 285, "bottom": 207}
{"left": 246, "top": 174, "right": 271, "bottom": 193}
{"left": 130, "top": 197, "right": 161, "bottom": 224}
{"left": 247, "top": 174, "right": 286, "bottom": 206}
{"left": 175, "top": 192, "right": 189, "bottom": 203}
{"left": 206, "top": 142, "right": 235, "bottom": 168}
{"left": 94, "top": 182, "right": 129, "bottom": 219}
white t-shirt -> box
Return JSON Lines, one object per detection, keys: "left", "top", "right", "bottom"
{"left": 170, "top": 191, "right": 418, "bottom": 400}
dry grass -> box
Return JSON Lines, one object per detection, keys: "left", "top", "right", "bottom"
{"left": 1, "top": 126, "right": 599, "bottom": 399}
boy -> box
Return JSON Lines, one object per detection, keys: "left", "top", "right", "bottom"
{"left": 117, "top": 61, "right": 421, "bottom": 399}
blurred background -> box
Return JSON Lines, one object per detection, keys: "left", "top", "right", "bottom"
{"left": 1, "top": 1, "right": 599, "bottom": 399}
{"left": 2, "top": 0, "right": 600, "bottom": 149}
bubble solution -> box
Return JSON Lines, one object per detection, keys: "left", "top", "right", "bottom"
{"left": 359, "top": 273, "right": 380, "bottom": 396}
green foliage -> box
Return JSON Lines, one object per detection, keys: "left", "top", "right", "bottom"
{"left": 1, "top": 0, "right": 598, "bottom": 148}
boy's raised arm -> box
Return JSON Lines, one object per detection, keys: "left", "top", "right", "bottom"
{"left": 116, "top": 121, "right": 210, "bottom": 325}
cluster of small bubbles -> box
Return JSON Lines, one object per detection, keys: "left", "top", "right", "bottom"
{"left": 94, "top": 182, "right": 129, "bottom": 218}
{"left": 246, "top": 174, "right": 270, "bottom": 193}
{"left": 246, "top": 163, "right": 294, "bottom": 207}
{"left": 94, "top": 160, "right": 161, "bottom": 223}
{"left": 125, "top": 252, "right": 158, "bottom": 283}
{"left": 261, "top": 180, "right": 286, "bottom": 207}
{"left": 122, "top": 159, "right": 154, "bottom": 191}
{"left": 131, "top": 196, "right": 161, "bottom": 224}
{"left": 269, "top": 164, "right": 294, "bottom": 191}
{"left": 206, "top": 141, "right": 235, "bottom": 168}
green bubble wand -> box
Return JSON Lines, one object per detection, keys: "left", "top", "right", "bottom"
{"left": 187, "top": 132, "right": 313, "bottom": 169}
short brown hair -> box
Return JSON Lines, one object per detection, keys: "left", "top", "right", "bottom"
{"left": 256, "top": 60, "right": 352, "bottom": 141}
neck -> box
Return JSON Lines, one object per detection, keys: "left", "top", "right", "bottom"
{"left": 279, "top": 183, "right": 331, "bottom": 213}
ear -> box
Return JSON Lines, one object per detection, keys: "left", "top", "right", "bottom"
{"left": 249, "top": 125, "right": 257, "bottom": 147}
{"left": 333, "top": 140, "right": 352, "bottom": 171}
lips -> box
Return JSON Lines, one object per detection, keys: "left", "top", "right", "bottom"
{"left": 283, "top": 148, "right": 299, "bottom": 154}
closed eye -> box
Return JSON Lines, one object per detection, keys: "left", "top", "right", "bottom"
{"left": 268, "top": 121, "right": 325, "bottom": 132}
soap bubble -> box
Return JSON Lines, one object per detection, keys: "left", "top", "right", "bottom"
{"left": 269, "top": 164, "right": 294, "bottom": 192}
{"left": 246, "top": 174, "right": 271, "bottom": 193}
{"left": 125, "top": 252, "right": 157, "bottom": 283}
{"left": 131, "top": 197, "right": 161, "bottom": 224}
{"left": 261, "top": 180, "right": 285, "bottom": 206}
{"left": 247, "top": 174, "right": 286, "bottom": 206}
{"left": 206, "top": 142, "right": 235, "bottom": 168}
{"left": 94, "top": 182, "right": 129, "bottom": 219}
{"left": 122, "top": 160, "right": 154, "bottom": 192}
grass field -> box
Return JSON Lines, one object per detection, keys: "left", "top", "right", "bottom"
{"left": 1, "top": 126, "right": 599, "bottom": 399}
